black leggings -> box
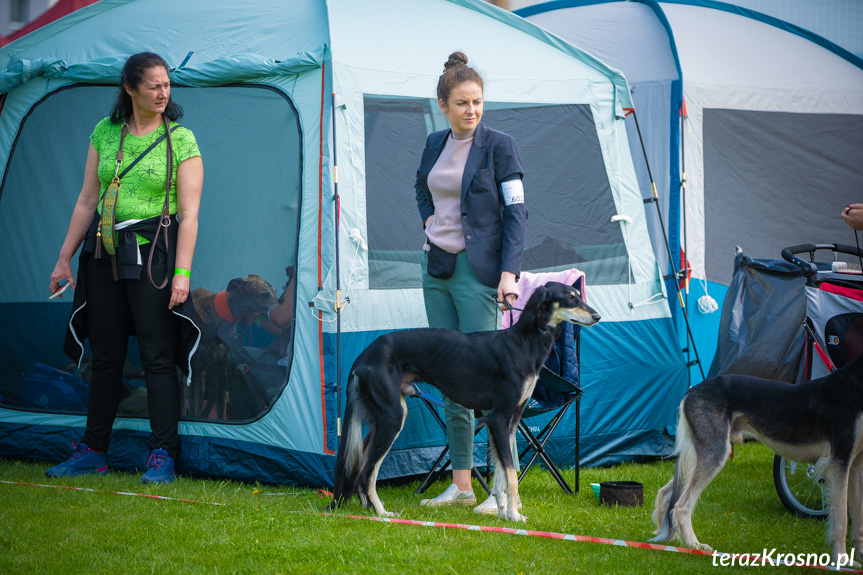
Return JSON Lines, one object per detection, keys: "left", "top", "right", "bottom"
{"left": 81, "top": 251, "right": 180, "bottom": 459}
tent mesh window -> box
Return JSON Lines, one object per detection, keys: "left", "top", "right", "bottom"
{"left": 363, "top": 96, "right": 627, "bottom": 290}
{"left": 0, "top": 84, "right": 301, "bottom": 423}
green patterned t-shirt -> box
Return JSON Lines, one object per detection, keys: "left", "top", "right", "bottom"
{"left": 92, "top": 116, "right": 201, "bottom": 243}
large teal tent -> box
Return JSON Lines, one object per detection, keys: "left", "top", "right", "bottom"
{"left": 0, "top": 0, "right": 686, "bottom": 486}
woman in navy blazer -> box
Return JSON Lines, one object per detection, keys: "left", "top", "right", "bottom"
{"left": 415, "top": 52, "right": 527, "bottom": 514}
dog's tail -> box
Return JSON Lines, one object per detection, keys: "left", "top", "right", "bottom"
{"left": 329, "top": 372, "right": 366, "bottom": 511}
{"left": 650, "top": 400, "right": 695, "bottom": 542}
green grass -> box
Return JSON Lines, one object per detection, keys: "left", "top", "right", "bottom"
{"left": 0, "top": 442, "right": 832, "bottom": 574}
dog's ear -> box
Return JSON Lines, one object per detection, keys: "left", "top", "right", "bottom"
{"left": 227, "top": 277, "right": 246, "bottom": 293}
{"left": 535, "top": 284, "right": 553, "bottom": 303}
{"left": 524, "top": 284, "right": 546, "bottom": 306}
{"left": 539, "top": 283, "right": 557, "bottom": 304}
{"left": 520, "top": 284, "right": 552, "bottom": 325}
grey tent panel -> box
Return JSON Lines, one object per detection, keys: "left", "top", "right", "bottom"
{"left": 175, "top": 86, "right": 302, "bottom": 293}
{"left": 703, "top": 109, "right": 863, "bottom": 284}
{"left": 0, "top": 86, "right": 113, "bottom": 303}
{"left": 364, "top": 98, "right": 432, "bottom": 289}
{"left": 483, "top": 104, "right": 625, "bottom": 284}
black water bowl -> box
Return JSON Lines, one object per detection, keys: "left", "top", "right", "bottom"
{"left": 599, "top": 481, "right": 644, "bottom": 507}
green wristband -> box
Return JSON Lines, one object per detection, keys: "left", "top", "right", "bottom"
{"left": 174, "top": 267, "right": 191, "bottom": 278}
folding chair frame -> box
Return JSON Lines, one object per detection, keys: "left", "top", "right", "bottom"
{"left": 413, "top": 381, "right": 582, "bottom": 496}
{"left": 517, "top": 391, "right": 581, "bottom": 494}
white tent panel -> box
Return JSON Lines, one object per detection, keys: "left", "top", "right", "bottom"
{"left": 664, "top": 4, "right": 863, "bottom": 95}
{"left": 527, "top": 2, "right": 679, "bottom": 84}
{"left": 724, "top": 0, "right": 863, "bottom": 61}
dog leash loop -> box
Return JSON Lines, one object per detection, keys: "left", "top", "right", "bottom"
{"left": 502, "top": 292, "right": 522, "bottom": 312}
{"left": 489, "top": 292, "right": 523, "bottom": 312}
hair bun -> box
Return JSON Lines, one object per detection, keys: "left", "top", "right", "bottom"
{"left": 436, "top": 51, "right": 482, "bottom": 104}
{"left": 444, "top": 51, "right": 468, "bottom": 71}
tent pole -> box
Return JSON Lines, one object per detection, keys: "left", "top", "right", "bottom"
{"left": 629, "top": 108, "right": 705, "bottom": 380}
{"left": 680, "top": 98, "right": 691, "bottom": 386}
{"left": 331, "top": 92, "right": 344, "bottom": 438}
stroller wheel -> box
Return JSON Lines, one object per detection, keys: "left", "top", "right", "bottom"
{"left": 772, "top": 454, "right": 829, "bottom": 519}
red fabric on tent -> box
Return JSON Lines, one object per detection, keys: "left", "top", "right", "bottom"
{"left": 1, "top": 0, "right": 98, "bottom": 46}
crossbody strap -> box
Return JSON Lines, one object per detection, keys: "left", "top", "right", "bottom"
{"left": 118, "top": 124, "right": 180, "bottom": 180}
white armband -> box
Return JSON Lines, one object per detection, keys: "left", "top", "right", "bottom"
{"left": 500, "top": 179, "right": 524, "bottom": 206}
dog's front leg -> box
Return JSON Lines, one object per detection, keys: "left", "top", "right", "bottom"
{"left": 848, "top": 454, "right": 863, "bottom": 567}
{"left": 489, "top": 422, "right": 526, "bottom": 523}
{"left": 487, "top": 434, "right": 509, "bottom": 518}
{"left": 504, "top": 464, "right": 522, "bottom": 523}
{"left": 504, "top": 429, "right": 524, "bottom": 523}
{"left": 827, "top": 462, "right": 852, "bottom": 566}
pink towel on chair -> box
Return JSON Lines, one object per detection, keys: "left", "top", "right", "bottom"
{"left": 503, "top": 269, "right": 586, "bottom": 328}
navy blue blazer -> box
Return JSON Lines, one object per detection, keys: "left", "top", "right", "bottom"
{"left": 415, "top": 122, "right": 527, "bottom": 288}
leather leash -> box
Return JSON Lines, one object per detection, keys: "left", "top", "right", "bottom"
{"left": 147, "top": 115, "right": 175, "bottom": 290}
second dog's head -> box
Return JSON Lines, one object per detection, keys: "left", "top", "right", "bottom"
{"left": 524, "top": 281, "right": 601, "bottom": 330}
{"left": 226, "top": 274, "right": 278, "bottom": 320}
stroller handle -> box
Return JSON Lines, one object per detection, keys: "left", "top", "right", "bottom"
{"left": 781, "top": 243, "right": 863, "bottom": 277}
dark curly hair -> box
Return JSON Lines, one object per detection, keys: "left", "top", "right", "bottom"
{"left": 110, "top": 52, "right": 183, "bottom": 124}
{"left": 436, "top": 51, "right": 484, "bottom": 105}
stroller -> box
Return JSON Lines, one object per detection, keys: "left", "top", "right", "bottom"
{"left": 709, "top": 243, "right": 863, "bottom": 519}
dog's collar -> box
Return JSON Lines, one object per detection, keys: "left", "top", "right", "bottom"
{"left": 214, "top": 291, "right": 241, "bottom": 323}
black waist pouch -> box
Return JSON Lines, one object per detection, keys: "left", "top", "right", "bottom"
{"left": 426, "top": 241, "right": 458, "bottom": 279}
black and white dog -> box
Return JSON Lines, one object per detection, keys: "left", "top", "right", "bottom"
{"left": 328, "top": 282, "right": 600, "bottom": 522}
{"left": 651, "top": 352, "right": 863, "bottom": 564}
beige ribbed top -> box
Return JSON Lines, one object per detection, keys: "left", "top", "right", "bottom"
{"left": 425, "top": 134, "right": 473, "bottom": 253}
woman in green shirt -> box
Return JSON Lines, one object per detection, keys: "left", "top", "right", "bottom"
{"left": 47, "top": 52, "right": 204, "bottom": 484}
